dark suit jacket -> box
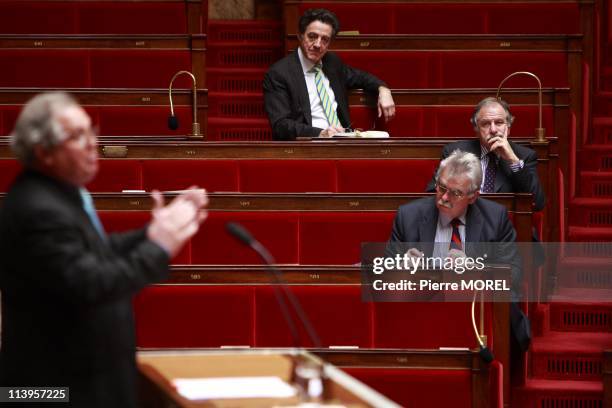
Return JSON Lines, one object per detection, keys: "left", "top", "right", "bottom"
{"left": 0, "top": 170, "right": 169, "bottom": 408}
{"left": 425, "top": 139, "right": 546, "bottom": 211}
{"left": 387, "top": 196, "right": 521, "bottom": 293}
{"left": 387, "top": 195, "right": 530, "bottom": 350}
{"left": 263, "top": 50, "right": 385, "bottom": 140}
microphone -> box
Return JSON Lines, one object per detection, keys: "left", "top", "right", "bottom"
{"left": 471, "top": 290, "right": 494, "bottom": 363}
{"left": 226, "top": 222, "right": 321, "bottom": 348}
{"left": 168, "top": 114, "right": 179, "bottom": 130}
{"left": 167, "top": 70, "right": 202, "bottom": 138}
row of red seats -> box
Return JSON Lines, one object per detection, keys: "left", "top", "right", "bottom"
{"left": 98, "top": 209, "right": 517, "bottom": 265}
{"left": 0, "top": 50, "right": 192, "bottom": 88}
{"left": 0, "top": 158, "right": 439, "bottom": 194}
{"left": 0, "top": 1, "right": 196, "bottom": 34}
{"left": 101, "top": 210, "right": 395, "bottom": 265}
{"left": 134, "top": 285, "right": 492, "bottom": 349}
{"left": 0, "top": 49, "right": 567, "bottom": 89}
{"left": 0, "top": 106, "right": 194, "bottom": 137}
{"left": 0, "top": 104, "right": 554, "bottom": 138}
{"left": 336, "top": 51, "right": 569, "bottom": 89}
{"left": 288, "top": 2, "right": 580, "bottom": 35}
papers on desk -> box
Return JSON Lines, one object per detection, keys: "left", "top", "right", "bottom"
{"left": 333, "top": 130, "right": 389, "bottom": 138}
{"left": 172, "top": 376, "right": 297, "bottom": 400}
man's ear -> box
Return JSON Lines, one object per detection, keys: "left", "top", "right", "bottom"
{"left": 468, "top": 190, "right": 480, "bottom": 204}
{"left": 33, "top": 145, "right": 53, "bottom": 167}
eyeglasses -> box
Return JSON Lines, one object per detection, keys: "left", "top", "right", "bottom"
{"left": 435, "top": 182, "right": 473, "bottom": 200}
{"left": 63, "top": 126, "right": 98, "bottom": 148}
{"left": 304, "top": 32, "right": 331, "bottom": 47}
{"left": 477, "top": 119, "right": 507, "bottom": 130}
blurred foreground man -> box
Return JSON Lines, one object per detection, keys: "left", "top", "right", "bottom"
{"left": 0, "top": 93, "right": 208, "bottom": 407}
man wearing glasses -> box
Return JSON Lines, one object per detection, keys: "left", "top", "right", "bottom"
{"left": 388, "top": 150, "right": 529, "bottom": 354}
{"left": 426, "top": 97, "right": 545, "bottom": 211}
{"left": 264, "top": 8, "right": 395, "bottom": 140}
{"left": 389, "top": 150, "right": 517, "bottom": 263}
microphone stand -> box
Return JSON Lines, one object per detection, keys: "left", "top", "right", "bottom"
{"left": 496, "top": 71, "right": 545, "bottom": 142}
{"left": 472, "top": 290, "right": 494, "bottom": 363}
{"left": 227, "top": 223, "right": 322, "bottom": 348}
{"left": 167, "top": 70, "right": 202, "bottom": 139}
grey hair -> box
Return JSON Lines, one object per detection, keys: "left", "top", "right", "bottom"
{"left": 10, "top": 92, "right": 78, "bottom": 165}
{"left": 435, "top": 149, "right": 482, "bottom": 193}
{"left": 470, "top": 96, "right": 514, "bottom": 130}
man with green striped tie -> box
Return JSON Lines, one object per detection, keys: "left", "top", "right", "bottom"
{"left": 264, "top": 8, "right": 395, "bottom": 140}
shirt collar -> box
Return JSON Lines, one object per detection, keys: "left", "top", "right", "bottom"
{"left": 297, "top": 47, "right": 319, "bottom": 74}
{"left": 480, "top": 143, "right": 490, "bottom": 159}
{"left": 439, "top": 211, "right": 467, "bottom": 228}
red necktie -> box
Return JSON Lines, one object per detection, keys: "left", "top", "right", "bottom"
{"left": 450, "top": 218, "right": 462, "bottom": 251}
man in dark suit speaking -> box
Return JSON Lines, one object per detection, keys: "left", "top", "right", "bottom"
{"left": 426, "top": 97, "right": 545, "bottom": 211}
{"left": 263, "top": 8, "right": 395, "bottom": 140}
{"left": 0, "top": 93, "right": 208, "bottom": 407}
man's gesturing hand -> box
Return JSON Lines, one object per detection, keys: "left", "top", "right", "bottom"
{"left": 147, "top": 187, "right": 209, "bottom": 257}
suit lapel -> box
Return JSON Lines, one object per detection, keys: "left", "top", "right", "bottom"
{"left": 494, "top": 159, "right": 511, "bottom": 192}
{"left": 465, "top": 202, "right": 483, "bottom": 242}
{"left": 291, "top": 51, "right": 312, "bottom": 125}
{"left": 418, "top": 199, "right": 438, "bottom": 256}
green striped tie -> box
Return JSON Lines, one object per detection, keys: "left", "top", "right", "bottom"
{"left": 312, "top": 65, "right": 340, "bottom": 127}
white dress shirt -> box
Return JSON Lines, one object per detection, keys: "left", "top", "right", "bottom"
{"left": 297, "top": 48, "right": 338, "bottom": 130}
{"left": 433, "top": 211, "right": 466, "bottom": 259}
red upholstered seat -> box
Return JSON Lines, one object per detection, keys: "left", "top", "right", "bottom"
{"left": 87, "top": 160, "right": 142, "bottom": 192}
{"left": 298, "top": 212, "right": 395, "bottom": 264}
{"left": 338, "top": 51, "right": 432, "bottom": 89}
{"left": 337, "top": 51, "right": 568, "bottom": 89}
{"left": 239, "top": 160, "right": 337, "bottom": 193}
{"left": 134, "top": 285, "right": 254, "bottom": 348}
{"left": 99, "top": 210, "right": 190, "bottom": 263}
{"left": 0, "top": 50, "right": 191, "bottom": 88}
{"left": 349, "top": 106, "right": 423, "bottom": 137}
{"left": 0, "top": 2, "right": 77, "bottom": 34}
{"left": 345, "top": 367, "right": 472, "bottom": 408}
{"left": 0, "top": 160, "right": 22, "bottom": 191}
{"left": 254, "top": 285, "right": 371, "bottom": 347}
{"left": 0, "top": 1, "right": 188, "bottom": 34}
{"left": 97, "top": 106, "right": 193, "bottom": 136}
{"left": 0, "top": 50, "right": 89, "bottom": 87}
{"left": 77, "top": 3, "right": 187, "bottom": 34}
{"left": 336, "top": 159, "right": 437, "bottom": 193}
{"left": 90, "top": 50, "right": 192, "bottom": 88}
{"left": 141, "top": 160, "right": 240, "bottom": 193}
{"left": 373, "top": 302, "right": 484, "bottom": 348}
{"left": 295, "top": 2, "right": 579, "bottom": 34}
{"left": 190, "top": 211, "right": 299, "bottom": 264}
{"left": 438, "top": 52, "right": 568, "bottom": 88}
{"left": 349, "top": 105, "right": 555, "bottom": 138}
